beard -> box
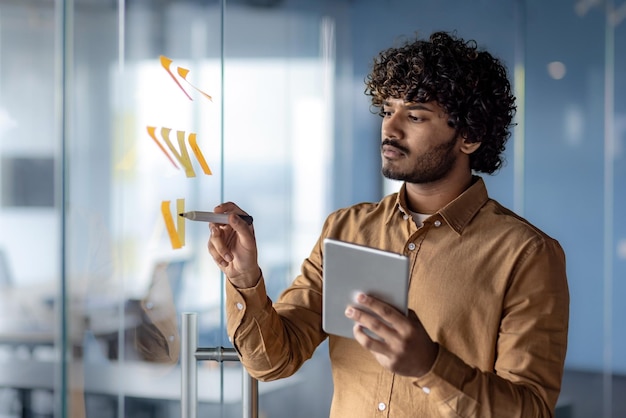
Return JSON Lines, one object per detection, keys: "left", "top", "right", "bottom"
{"left": 381, "top": 133, "right": 459, "bottom": 184}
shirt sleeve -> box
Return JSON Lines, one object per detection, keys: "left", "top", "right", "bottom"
{"left": 413, "top": 237, "right": 570, "bottom": 418}
{"left": 225, "top": 238, "right": 328, "bottom": 381}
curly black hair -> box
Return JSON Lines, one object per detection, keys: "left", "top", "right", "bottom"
{"left": 364, "top": 31, "right": 516, "bottom": 174}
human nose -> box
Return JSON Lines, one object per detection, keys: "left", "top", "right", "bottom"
{"left": 382, "top": 112, "right": 403, "bottom": 140}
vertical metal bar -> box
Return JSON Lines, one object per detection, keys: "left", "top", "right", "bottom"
{"left": 241, "top": 368, "right": 258, "bottom": 418}
{"left": 55, "top": 0, "right": 73, "bottom": 415}
{"left": 513, "top": 0, "right": 526, "bottom": 216}
{"left": 181, "top": 313, "right": 198, "bottom": 418}
{"left": 602, "top": 2, "right": 615, "bottom": 417}
{"left": 181, "top": 313, "right": 259, "bottom": 418}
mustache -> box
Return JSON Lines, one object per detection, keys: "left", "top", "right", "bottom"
{"left": 382, "top": 139, "right": 410, "bottom": 154}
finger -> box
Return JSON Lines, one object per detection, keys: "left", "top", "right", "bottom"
{"left": 212, "top": 202, "right": 255, "bottom": 245}
{"left": 352, "top": 324, "right": 391, "bottom": 357}
{"left": 213, "top": 201, "right": 244, "bottom": 215}
{"left": 345, "top": 305, "right": 396, "bottom": 344}
{"left": 207, "top": 226, "right": 230, "bottom": 267}
{"left": 226, "top": 212, "right": 255, "bottom": 245}
{"left": 354, "top": 293, "right": 408, "bottom": 330}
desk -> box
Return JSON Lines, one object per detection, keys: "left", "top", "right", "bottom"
{"left": 0, "top": 283, "right": 155, "bottom": 360}
{"left": 0, "top": 330, "right": 54, "bottom": 349}
{"left": 82, "top": 361, "right": 292, "bottom": 404}
{"left": 0, "top": 285, "right": 58, "bottom": 359}
{"left": 0, "top": 359, "right": 296, "bottom": 404}
{"left": 1, "top": 284, "right": 245, "bottom": 415}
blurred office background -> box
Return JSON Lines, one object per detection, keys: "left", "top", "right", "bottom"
{"left": 0, "top": 0, "right": 624, "bottom": 417}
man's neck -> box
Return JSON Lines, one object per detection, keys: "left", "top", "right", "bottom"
{"left": 404, "top": 174, "right": 474, "bottom": 214}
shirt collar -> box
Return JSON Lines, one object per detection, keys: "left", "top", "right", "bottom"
{"left": 392, "top": 176, "right": 489, "bottom": 235}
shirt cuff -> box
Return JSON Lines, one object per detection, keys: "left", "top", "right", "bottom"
{"left": 225, "top": 273, "right": 270, "bottom": 336}
{"left": 412, "top": 346, "right": 480, "bottom": 415}
{"left": 413, "top": 345, "right": 469, "bottom": 399}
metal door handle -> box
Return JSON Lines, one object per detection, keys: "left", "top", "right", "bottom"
{"left": 181, "top": 312, "right": 258, "bottom": 418}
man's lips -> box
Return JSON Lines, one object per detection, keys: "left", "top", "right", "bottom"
{"left": 382, "top": 142, "right": 407, "bottom": 158}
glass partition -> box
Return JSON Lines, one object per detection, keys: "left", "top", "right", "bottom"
{"left": 65, "top": 1, "right": 339, "bottom": 416}
{"left": 0, "top": 0, "right": 624, "bottom": 417}
{"left": 520, "top": 1, "right": 625, "bottom": 416}
{"left": 0, "top": 2, "right": 60, "bottom": 417}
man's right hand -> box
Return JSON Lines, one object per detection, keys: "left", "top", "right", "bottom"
{"left": 207, "top": 202, "right": 261, "bottom": 289}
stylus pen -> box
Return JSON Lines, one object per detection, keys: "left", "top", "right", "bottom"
{"left": 179, "top": 211, "right": 254, "bottom": 225}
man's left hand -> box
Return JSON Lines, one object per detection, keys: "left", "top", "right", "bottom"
{"left": 345, "top": 293, "right": 439, "bottom": 377}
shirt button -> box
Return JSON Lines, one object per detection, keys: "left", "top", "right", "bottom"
{"left": 378, "top": 402, "right": 386, "bottom": 411}
{"left": 408, "top": 242, "right": 416, "bottom": 251}
{"left": 403, "top": 214, "right": 409, "bottom": 220}
{"left": 433, "top": 220, "right": 442, "bottom": 227}
{"left": 422, "top": 386, "right": 431, "bottom": 394}
{"left": 145, "top": 301, "right": 154, "bottom": 310}
{"left": 236, "top": 302, "right": 244, "bottom": 311}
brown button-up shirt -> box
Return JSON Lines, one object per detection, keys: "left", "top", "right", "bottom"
{"left": 226, "top": 177, "right": 569, "bottom": 417}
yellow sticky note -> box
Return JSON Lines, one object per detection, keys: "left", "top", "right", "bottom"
{"left": 160, "top": 128, "right": 196, "bottom": 178}
{"left": 147, "top": 126, "right": 179, "bottom": 169}
{"left": 161, "top": 200, "right": 184, "bottom": 249}
{"left": 176, "top": 198, "right": 186, "bottom": 245}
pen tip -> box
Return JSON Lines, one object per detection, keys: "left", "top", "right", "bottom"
{"left": 178, "top": 213, "right": 184, "bottom": 217}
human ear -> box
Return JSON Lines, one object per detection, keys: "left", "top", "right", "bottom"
{"left": 460, "top": 137, "right": 481, "bottom": 155}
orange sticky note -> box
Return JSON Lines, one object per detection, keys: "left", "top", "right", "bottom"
{"left": 160, "top": 55, "right": 212, "bottom": 101}
{"left": 147, "top": 126, "right": 179, "bottom": 169}
{"left": 177, "top": 66, "right": 213, "bottom": 101}
{"left": 160, "top": 55, "right": 192, "bottom": 101}
{"left": 147, "top": 126, "right": 213, "bottom": 177}
{"left": 188, "top": 133, "right": 212, "bottom": 175}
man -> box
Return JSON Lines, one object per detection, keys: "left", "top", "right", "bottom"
{"left": 208, "top": 31, "right": 569, "bottom": 417}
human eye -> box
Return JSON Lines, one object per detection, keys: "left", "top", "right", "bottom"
{"left": 379, "top": 108, "right": 392, "bottom": 118}
{"left": 408, "top": 113, "right": 425, "bottom": 122}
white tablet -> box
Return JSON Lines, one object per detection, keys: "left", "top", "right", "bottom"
{"left": 322, "top": 238, "right": 409, "bottom": 339}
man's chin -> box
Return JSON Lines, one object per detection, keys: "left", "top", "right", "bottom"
{"left": 381, "top": 168, "right": 406, "bottom": 182}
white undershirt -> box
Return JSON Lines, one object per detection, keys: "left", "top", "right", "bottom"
{"left": 410, "top": 211, "right": 431, "bottom": 227}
